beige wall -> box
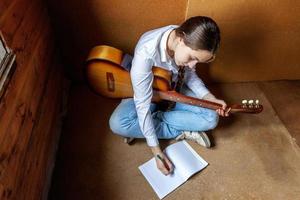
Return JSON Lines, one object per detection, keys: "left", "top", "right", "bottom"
{"left": 187, "top": 0, "right": 300, "bottom": 82}
{"left": 48, "top": 0, "right": 300, "bottom": 82}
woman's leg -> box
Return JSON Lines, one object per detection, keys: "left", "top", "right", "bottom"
{"left": 109, "top": 98, "right": 158, "bottom": 138}
{"left": 109, "top": 98, "right": 187, "bottom": 139}
{"left": 109, "top": 85, "right": 219, "bottom": 140}
{"left": 161, "top": 85, "right": 219, "bottom": 132}
{"left": 151, "top": 85, "right": 218, "bottom": 148}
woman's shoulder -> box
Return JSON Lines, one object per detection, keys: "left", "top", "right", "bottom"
{"left": 134, "top": 25, "right": 178, "bottom": 58}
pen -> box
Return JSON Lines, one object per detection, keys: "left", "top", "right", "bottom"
{"left": 156, "top": 154, "right": 170, "bottom": 171}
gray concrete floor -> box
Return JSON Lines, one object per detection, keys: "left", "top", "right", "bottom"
{"left": 49, "top": 81, "right": 300, "bottom": 200}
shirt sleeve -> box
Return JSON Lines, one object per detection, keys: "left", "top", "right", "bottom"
{"left": 130, "top": 52, "right": 159, "bottom": 147}
{"left": 184, "top": 67, "right": 210, "bottom": 99}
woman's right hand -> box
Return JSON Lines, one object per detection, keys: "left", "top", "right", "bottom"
{"left": 155, "top": 152, "right": 173, "bottom": 175}
{"left": 151, "top": 146, "right": 174, "bottom": 175}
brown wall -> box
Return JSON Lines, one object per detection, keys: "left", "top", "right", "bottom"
{"left": 187, "top": 0, "right": 300, "bottom": 82}
{"left": 48, "top": 0, "right": 300, "bottom": 82}
{"left": 47, "top": 0, "right": 187, "bottom": 80}
{"left": 0, "top": 0, "right": 66, "bottom": 199}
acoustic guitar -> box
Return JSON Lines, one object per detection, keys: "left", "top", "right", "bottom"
{"left": 85, "top": 45, "right": 263, "bottom": 114}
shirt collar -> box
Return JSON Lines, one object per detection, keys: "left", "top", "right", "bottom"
{"left": 159, "top": 25, "right": 178, "bottom": 64}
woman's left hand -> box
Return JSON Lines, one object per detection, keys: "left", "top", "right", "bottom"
{"left": 203, "top": 93, "right": 230, "bottom": 117}
{"left": 210, "top": 98, "right": 230, "bottom": 117}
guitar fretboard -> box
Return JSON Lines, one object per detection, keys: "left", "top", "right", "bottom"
{"left": 153, "top": 90, "right": 223, "bottom": 110}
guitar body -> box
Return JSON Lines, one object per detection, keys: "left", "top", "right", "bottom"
{"left": 86, "top": 45, "right": 263, "bottom": 114}
{"left": 86, "top": 45, "right": 172, "bottom": 99}
{"left": 86, "top": 61, "right": 134, "bottom": 98}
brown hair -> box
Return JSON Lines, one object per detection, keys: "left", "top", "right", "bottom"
{"left": 175, "top": 16, "right": 221, "bottom": 53}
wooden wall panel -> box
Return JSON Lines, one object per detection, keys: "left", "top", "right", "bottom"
{"left": 15, "top": 57, "right": 63, "bottom": 199}
{"left": 0, "top": 0, "right": 46, "bottom": 163}
{"left": 0, "top": 0, "right": 66, "bottom": 199}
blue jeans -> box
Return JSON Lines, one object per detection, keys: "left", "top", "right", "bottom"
{"left": 109, "top": 85, "right": 219, "bottom": 139}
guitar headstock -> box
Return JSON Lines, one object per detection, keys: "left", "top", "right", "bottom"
{"left": 230, "top": 99, "right": 263, "bottom": 114}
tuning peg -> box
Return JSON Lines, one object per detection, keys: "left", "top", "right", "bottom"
{"left": 242, "top": 99, "right": 247, "bottom": 108}
{"left": 255, "top": 99, "right": 260, "bottom": 108}
{"left": 248, "top": 99, "right": 254, "bottom": 108}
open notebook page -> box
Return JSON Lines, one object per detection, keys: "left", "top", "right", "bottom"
{"left": 139, "top": 157, "right": 185, "bottom": 199}
{"left": 138, "top": 141, "right": 208, "bottom": 199}
{"left": 165, "top": 140, "right": 208, "bottom": 180}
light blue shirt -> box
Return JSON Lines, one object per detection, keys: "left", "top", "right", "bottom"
{"left": 130, "top": 25, "right": 210, "bottom": 147}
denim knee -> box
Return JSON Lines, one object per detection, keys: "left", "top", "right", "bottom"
{"left": 206, "top": 110, "right": 219, "bottom": 130}
{"left": 109, "top": 109, "right": 136, "bottom": 137}
{"left": 109, "top": 113, "right": 126, "bottom": 136}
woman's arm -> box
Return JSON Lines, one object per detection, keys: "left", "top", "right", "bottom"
{"left": 130, "top": 53, "right": 158, "bottom": 146}
{"left": 130, "top": 52, "right": 173, "bottom": 175}
{"left": 185, "top": 68, "right": 229, "bottom": 117}
{"left": 184, "top": 67, "right": 210, "bottom": 98}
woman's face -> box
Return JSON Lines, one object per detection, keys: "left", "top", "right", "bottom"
{"left": 173, "top": 39, "right": 215, "bottom": 68}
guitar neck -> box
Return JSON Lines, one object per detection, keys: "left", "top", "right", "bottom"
{"left": 153, "top": 90, "right": 263, "bottom": 114}
{"left": 153, "top": 90, "right": 223, "bottom": 110}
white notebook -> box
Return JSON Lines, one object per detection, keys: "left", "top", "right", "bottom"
{"left": 138, "top": 140, "right": 208, "bottom": 199}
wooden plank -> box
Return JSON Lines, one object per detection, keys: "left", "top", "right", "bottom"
{"left": 0, "top": 20, "right": 53, "bottom": 185}
{"left": 0, "top": 0, "right": 36, "bottom": 46}
{"left": 13, "top": 52, "right": 59, "bottom": 200}
{"left": 0, "top": 14, "right": 51, "bottom": 185}
{"left": 0, "top": 2, "right": 10, "bottom": 11}
{"left": 0, "top": 0, "right": 14, "bottom": 15}
{"left": 14, "top": 56, "right": 63, "bottom": 200}
{"left": 0, "top": 32, "right": 54, "bottom": 200}
{"left": 0, "top": 0, "right": 42, "bottom": 118}
{"left": 0, "top": 1, "right": 46, "bottom": 154}
{"left": 0, "top": 0, "right": 64, "bottom": 199}
{"left": 0, "top": 2, "right": 44, "bottom": 173}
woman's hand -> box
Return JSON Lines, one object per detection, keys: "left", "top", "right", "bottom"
{"left": 155, "top": 152, "right": 173, "bottom": 175}
{"left": 151, "top": 146, "right": 174, "bottom": 175}
{"left": 203, "top": 93, "right": 230, "bottom": 117}
{"left": 210, "top": 98, "right": 230, "bottom": 117}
